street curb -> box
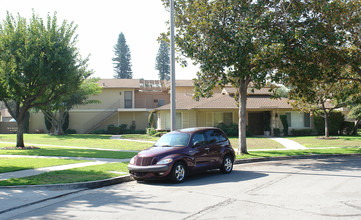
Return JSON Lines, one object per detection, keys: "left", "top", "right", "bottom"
{"left": 1, "top": 153, "right": 360, "bottom": 190}
{"left": 0, "top": 175, "right": 134, "bottom": 190}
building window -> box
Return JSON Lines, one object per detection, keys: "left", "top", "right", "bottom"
{"left": 286, "top": 112, "right": 292, "bottom": 127}
{"left": 304, "top": 112, "right": 311, "bottom": 127}
{"left": 158, "top": 99, "right": 165, "bottom": 107}
{"left": 124, "top": 91, "right": 133, "bottom": 108}
{"left": 165, "top": 112, "right": 182, "bottom": 130}
{"left": 213, "top": 112, "right": 233, "bottom": 126}
{"left": 286, "top": 112, "right": 311, "bottom": 128}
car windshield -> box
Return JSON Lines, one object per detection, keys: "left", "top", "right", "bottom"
{"left": 155, "top": 133, "right": 190, "bottom": 147}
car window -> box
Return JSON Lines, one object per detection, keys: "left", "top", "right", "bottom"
{"left": 155, "top": 133, "right": 190, "bottom": 147}
{"left": 205, "top": 130, "right": 219, "bottom": 143}
{"left": 191, "top": 132, "right": 206, "bottom": 146}
{"left": 216, "top": 130, "right": 227, "bottom": 142}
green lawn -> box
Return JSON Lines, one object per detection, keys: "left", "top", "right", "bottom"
{"left": 229, "top": 137, "right": 285, "bottom": 149}
{"left": 0, "top": 134, "right": 153, "bottom": 151}
{"left": 0, "top": 162, "right": 129, "bottom": 186}
{"left": 120, "top": 134, "right": 159, "bottom": 142}
{"left": 0, "top": 157, "right": 89, "bottom": 173}
{"left": 0, "top": 144, "right": 137, "bottom": 159}
{"left": 287, "top": 136, "right": 361, "bottom": 148}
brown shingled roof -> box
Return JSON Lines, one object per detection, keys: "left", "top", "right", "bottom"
{"left": 97, "top": 79, "right": 140, "bottom": 88}
{"left": 222, "top": 87, "right": 273, "bottom": 95}
{"left": 156, "top": 93, "right": 292, "bottom": 110}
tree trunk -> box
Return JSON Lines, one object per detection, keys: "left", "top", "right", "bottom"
{"left": 16, "top": 119, "right": 25, "bottom": 148}
{"left": 238, "top": 79, "right": 249, "bottom": 155}
{"left": 324, "top": 113, "right": 330, "bottom": 137}
{"left": 352, "top": 119, "right": 360, "bottom": 135}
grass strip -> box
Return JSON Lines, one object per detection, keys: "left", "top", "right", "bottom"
{"left": 236, "top": 147, "right": 361, "bottom": 159}
{"left": 0, "top": 134, "right": 153, "bottom": 151}
{"left": 229, "top": 137, "right": 285, "bottom": 149}
{"left": 0, "top": 162, "right": 129, "bottom": 186}
{"left": 287, "top": 136, "right": 361, "bottom": 148}
{"left": 0, "top": 145, "right": 137, "bottom": 159}
{"left": 0, "top": 157, "right": 89, "bottom": 173}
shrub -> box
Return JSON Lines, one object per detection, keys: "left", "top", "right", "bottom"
{"left": 290, "top": 129, "right": 314, "bottom": 136}
{"left": 92, "top": 129, "right": 107, "bottom": 134}
{"left": 65, "top": 129, "right": 77, "bottom": 134}
{"left": 273, "top": 128, "right": 281, "bottom": 137}
{"left": 313, "top": 111, "right": 345, "bottom": 135}
{"left": 129, "top": 121, "right": 136, "bottom": 133}
{"left": 217, "top": 123, "right": 238, "bottom": 137}
{"left": 119, "top": 124, "right": 127, "bottom": 134}
{"left": 44, "top": 115, "right": 52, "bottom": 133}
{"left": 280, "top": 115, "right": 289, "bottom": 136}
{"left": 62, "top": 112, "right": 69, "bottom": 132}
{"left": 107, "top": 125, "right": 120, "bottom": 135}
{"left": 147, "top": 128, "right": 157, "bottom": 136}
{"left": 341, "top": 121, "right": 355, "bottom": 135}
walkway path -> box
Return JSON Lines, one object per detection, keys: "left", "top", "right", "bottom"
{"left": 269, "top": 137, "right": 307, "bottom": 150}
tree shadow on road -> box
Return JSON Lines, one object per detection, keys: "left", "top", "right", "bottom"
{"left": 138, "top": 170, "right": 268, "bottom": 187}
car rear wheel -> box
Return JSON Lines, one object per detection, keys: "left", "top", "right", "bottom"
{"left": 170, "top": 161, "right": 186, "bottom": 183}
{"left": 220, "top": 154, "right": 233, "bottom": 174}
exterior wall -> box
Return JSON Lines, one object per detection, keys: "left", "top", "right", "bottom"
{"left": 197, "top": 109, "right": 238, "bottom": 127}
{"left": 135, "top": 91, "right": 169, "bottom": 108}
{"left": 76, "top": 88, "right": 136, "bottom": 110}
{"left": 29, "top": 112, "right": 47, "bottom": 133}
{"left": 30, "top": 110, "right": 150, "bottom": 134}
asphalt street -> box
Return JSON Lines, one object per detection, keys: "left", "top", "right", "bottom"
{"left": 2, "top": 155, "right": 361, "bottom": 220}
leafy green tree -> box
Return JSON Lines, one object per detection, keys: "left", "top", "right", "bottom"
{"left": 272, "top": 0, "right": 361, "bottom": 94}
{"left": 0, "top": 11, "right": 90, "bottom": 148}
{"left": 155, "top": 40, "right": 170, "bottom": 80}
{"left": 40, "top": 78, "right": 101, "bottom": 135}
{"left": 347, "top": 105, "right": 361, "bottom": 134}
{"left": 162, "top": 0, "right": 277, "bottom": 154}
{"left": 113, "top": 32, "right": 132, "bottom": 79}
{"left": 290, "top": 79, "right": 361, "bottom": 137}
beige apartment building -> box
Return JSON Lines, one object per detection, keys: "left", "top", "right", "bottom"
{"left": 26, "top": 78, "right": 313, "bottom": 135}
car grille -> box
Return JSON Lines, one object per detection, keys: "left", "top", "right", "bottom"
{"left": 135, "top": 157, "right": 154, "bottom": 166}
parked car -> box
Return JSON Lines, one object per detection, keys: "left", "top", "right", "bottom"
{"left": 127, "top": 127, "right": 235, "bottom": 183}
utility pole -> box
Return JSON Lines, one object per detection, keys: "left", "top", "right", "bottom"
{"left": 170, "top": 0, "right": 176, "bottom": 131}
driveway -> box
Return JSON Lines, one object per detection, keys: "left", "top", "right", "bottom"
{"left": 2, "top": 155, "right": 361, "bottom": 219}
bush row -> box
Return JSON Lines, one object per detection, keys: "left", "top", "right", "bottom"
{"left": 92, "top": 124, "right": 146, "bottom": 135}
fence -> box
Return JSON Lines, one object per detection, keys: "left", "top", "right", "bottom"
{"left": 0, "top": 122, "right": 17, "bottom": 134}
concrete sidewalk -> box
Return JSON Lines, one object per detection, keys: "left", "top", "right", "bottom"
{"left": 269, "top": 137, "right": 307, "bottom": 149}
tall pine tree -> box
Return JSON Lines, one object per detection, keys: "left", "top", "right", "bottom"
{"left": 113, "top": 32, "right": 132, "bottom": 79}
{"left": 155, "top": 40, "right": 170, "bottom": 80}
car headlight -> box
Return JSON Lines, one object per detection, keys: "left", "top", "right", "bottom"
{"left": 129, "top": 157, "right": 136, "bottom": 165}
{"left": 156, "top": 158, "right": 173, "bottom": 165}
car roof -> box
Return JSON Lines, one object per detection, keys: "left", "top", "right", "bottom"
{"left": 174, "top": 127, "right": 219, "bottom": 134}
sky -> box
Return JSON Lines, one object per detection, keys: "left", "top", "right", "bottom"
{"left": 0, "top": 0, "right": 199, "bottom": 80}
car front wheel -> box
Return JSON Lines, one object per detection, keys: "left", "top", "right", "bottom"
{"left": 220, "top": 155, "right": 233, "bottom": 174}
{"left": 170, "top": 161, "right": 186, "bottom": 183}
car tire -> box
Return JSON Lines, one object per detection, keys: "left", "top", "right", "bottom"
{"left": 170, "top": 161, "right": 187, "bottom": 183}
{"left": 220, "top": 154, "right": 233, "bottom": 174}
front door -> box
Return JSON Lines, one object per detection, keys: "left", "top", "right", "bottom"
{"left": 248, "top": 112, "right": 265, "bottom": 135}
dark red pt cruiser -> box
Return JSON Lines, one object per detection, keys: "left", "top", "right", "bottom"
{"left": 127, "top": 127, "right": 235, "bottom": 183}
